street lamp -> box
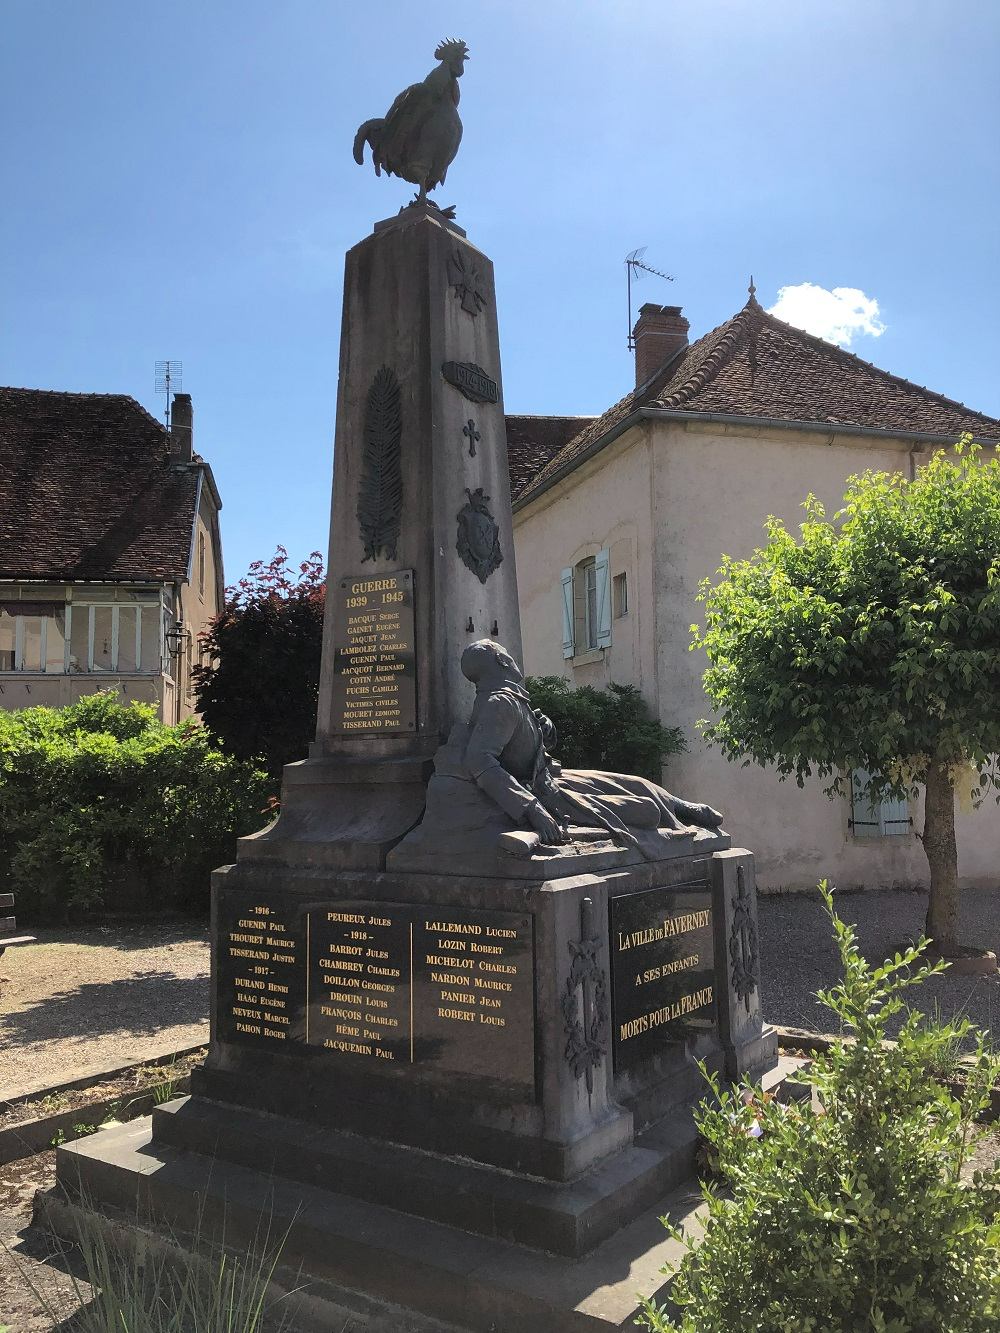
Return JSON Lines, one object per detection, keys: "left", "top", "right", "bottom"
{"left": 164, "top": 620, "right": 191, "bottom": 660}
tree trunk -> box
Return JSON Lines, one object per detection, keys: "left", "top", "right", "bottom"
{"left": 922, "top": 761, "right": 960, "bottom": 956}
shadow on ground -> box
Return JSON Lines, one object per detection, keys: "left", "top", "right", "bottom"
{"left": 0, "top": 971, "right": 209, "bottom": 1048}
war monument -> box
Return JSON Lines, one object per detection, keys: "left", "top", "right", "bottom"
{"left": 42, "top": 40, "right": 777, "bottom": 1330}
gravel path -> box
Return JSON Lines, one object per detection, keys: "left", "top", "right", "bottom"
{"left": 759, "top": 886, "right": 1000, "bottom": 1042}
{"left": 0, "top": 923, "right": 209, "bottom": 1097}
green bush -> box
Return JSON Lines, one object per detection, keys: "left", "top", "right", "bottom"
{"left": 640, "top": 884, "right": 1000, "bottom": 1333}
{"left": 0, "top": 693, "right": 272, "bottom": 919}
{"left": 525, "top": 676, "right": 684, "bottom": 781}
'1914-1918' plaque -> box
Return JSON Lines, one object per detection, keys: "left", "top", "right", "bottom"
{"left": 217, "top": 894, "right": 535, "bottom": 1096}
{"left": 330, "top": 569, "right": 416, "bottom": 734}
{"left": 609, "top": 884, "right": 716, "bottom": 1072}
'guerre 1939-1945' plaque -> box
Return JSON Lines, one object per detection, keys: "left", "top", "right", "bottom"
{"left": 216, "top": 895, "right": 535, "bottom": 1097}
{"left": 330, "top": 569, "right": 416, "bottom": 734}
{"left": 609, "top": 884, "right": 716, "bottom": 1072}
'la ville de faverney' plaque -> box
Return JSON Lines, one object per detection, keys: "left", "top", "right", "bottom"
{"left": 609, "top": 884, "right": 716, "bottom": 1072}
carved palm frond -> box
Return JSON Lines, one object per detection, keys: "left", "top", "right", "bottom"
{"left": 357, "top": 366, "right": 403, "bottom": 562}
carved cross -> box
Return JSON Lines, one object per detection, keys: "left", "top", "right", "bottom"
{"left": 463, "top": 417, "right": 481, "bottom": 457}
{"left": 447, "top": 247, "right": 487, "bottom": 317}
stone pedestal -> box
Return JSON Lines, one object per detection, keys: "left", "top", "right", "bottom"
{"left": 44, "top": 837, "right": 777, "bottom": 1328}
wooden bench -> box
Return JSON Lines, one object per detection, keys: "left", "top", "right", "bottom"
{"left": 0, "top": 891, "right": 35, "bottom": 958}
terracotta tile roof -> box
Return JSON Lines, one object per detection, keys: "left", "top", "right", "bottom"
{"left": 505, "top": 414, "right": 596, "bottom": 498}
{"left": 0, "top": 387, "right": 200, "bottom": 581}
{"left": 514, "top": 299, "right": 1000, "bottom": 505}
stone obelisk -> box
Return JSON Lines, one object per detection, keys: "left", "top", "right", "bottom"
{"left": 241, "top": 227, "right": 520, "bottom": 866}
{"left": 314, "top": 208, "right": 522, "bottom": 746}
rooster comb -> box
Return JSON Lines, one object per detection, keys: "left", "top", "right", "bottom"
{"left": 434, "top": 37, "right": 470, "bottom": 63}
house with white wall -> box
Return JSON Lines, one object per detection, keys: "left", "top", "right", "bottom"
{"left": 507, "top": 296, "right": 1000, "bottom": 891}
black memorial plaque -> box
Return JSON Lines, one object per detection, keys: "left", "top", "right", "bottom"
{"left": 412, "top": 904, "right": 534, "bottom": 1090}
{"left": 217, "top": 898, "right": 307, "bottom": 1046}
{"left": 609, "top": 885, "right": 716, "bottom": 1072}
{"left": 330, "top": 570, "right": 416, "bottom": 735}
{"left": 307, "top": 904, "right": 411, "bottom": 1063}
{"left": 217, "top": 895, "right": 535, "bottom": 1096}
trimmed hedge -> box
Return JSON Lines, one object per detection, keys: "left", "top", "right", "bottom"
{"left": 0, "top": 693, "right": 272, "bottom": 919}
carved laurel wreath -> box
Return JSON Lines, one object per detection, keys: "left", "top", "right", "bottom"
{"left": 729, "top": 864, "right": 760, "bottom": 1010}
{"left": 561, "top": 934, "right": 610, "bottom": 1093}
{"left": 357, "top": 366, "right": 403, "bottom": 563}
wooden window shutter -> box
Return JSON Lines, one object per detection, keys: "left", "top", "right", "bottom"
{"left": 851, "top": 769, "right": 911, "bottom": 838}
{"left": 561, "top": 568, "right": 575, "bottom": 659}
{"left": 850, "top": 769, "right": 880, "bottom": 838}
{"left": 879, "top": 791, "right": 911, "bottom": 837}
{"left": 595, "top": 548, "right": 612, "bottom": 648}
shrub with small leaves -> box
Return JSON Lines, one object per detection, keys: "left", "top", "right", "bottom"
{"left": 640, "top": 883, "right": 1000, "bottom": 1333}
{"left": 524, "top": 676, "right": 684, "bottom": 781}
{"left": 0, "top": 692, "right": 271, "bottom": 919}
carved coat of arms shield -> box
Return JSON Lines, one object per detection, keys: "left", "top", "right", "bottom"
{"left": 456, "top": 487, "right": 503, "bottom": 583}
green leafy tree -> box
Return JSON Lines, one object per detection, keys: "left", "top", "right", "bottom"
{"left": 693, "top": 439, "right": 1000, "bottom": 957}
{"left": 193, "top": 547, "right": 325, "bottom": 777}
{"left": 640, "top": 884, "right": 1000, "bottom": 1333}
{"left": 525, "top": 676, "right": 684, "bottom": 781}
{"left": 0, "top": 692, "right": 270, "bottom": 918}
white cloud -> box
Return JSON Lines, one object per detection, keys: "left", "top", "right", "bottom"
{"left": 767, "top": 283, "right": 886, "bottom": 348}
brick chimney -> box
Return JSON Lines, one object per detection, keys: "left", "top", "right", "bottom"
{"left": 632, "top": 303, "right": 689, "bottom": 387}
{"left": 170, "top": 393, "right": 193, "bottom": 463}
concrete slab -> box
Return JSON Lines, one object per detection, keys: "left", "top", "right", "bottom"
{"left": 150, "top": 1094, "right": 699, "bottom": 1257}
{"left": 42, "top": 1116, "right": 705, "bottom": 1332}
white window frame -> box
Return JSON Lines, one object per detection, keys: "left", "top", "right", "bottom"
{"left": 0, "top": 606, "right": 67, "bottom": 674}
{"left": 583, "top": 559, "right": 599, "bottom": 650}
{"left": 0, "top": 596, "right": 166, "bottom": 676}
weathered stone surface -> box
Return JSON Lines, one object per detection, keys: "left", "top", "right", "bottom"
{"left": 39, "top": 183, "right": 778, "bottom": 1330}
{"left": 44, "top": 1116, "right": 701, "bottom": 1330}
{"left": 239, "top": 211, "right": 521, "bottom": 873}
{"left": 710, "top": 849, "right": 778, "bottom": 1079}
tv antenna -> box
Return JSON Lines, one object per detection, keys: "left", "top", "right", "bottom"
{"left": 154, "top": 360, "right": 182, "bottom": 428}
{"left": 625, "top": 248, "right": 674, "bottom": 349}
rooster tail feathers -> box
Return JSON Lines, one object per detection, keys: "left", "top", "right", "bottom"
{"left": 353, "top": 118, "right": 384, "bottom": 167}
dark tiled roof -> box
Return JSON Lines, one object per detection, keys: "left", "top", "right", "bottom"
{"left": 505, "top": 414, "right": 596, "bottom": 498}
{"left": 515, "top": 299, "right": 1000, "bottom": 504}
{"left": 0, "top": 387, "right": 200, "bottom": 581}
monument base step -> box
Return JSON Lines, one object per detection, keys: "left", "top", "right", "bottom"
{"left": 40, "top": 1115, "right": 703, "bottom": 1332}
{"left": 148, "top": 1094, "right": 698, "bottom": 1258}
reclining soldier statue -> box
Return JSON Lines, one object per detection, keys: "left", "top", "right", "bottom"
{"left": 393, "top": 639, "right": 724, "bottom": 867}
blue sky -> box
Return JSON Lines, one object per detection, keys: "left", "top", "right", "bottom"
{"left": 3, "top": 1, "right": 998, "bottom": 584}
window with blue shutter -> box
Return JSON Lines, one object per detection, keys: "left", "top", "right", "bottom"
{"left": 594, "top": 548, "right": 612, "bottom": 648}
{"left": 850, "top": 769, "right": 912, "bottom": 838}
{"left": 560, "top": 568, "right": 574, "bottom": 659}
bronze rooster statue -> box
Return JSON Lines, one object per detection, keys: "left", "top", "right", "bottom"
{"left": 353, "top": 39, "right": 468, "bottom": 206}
